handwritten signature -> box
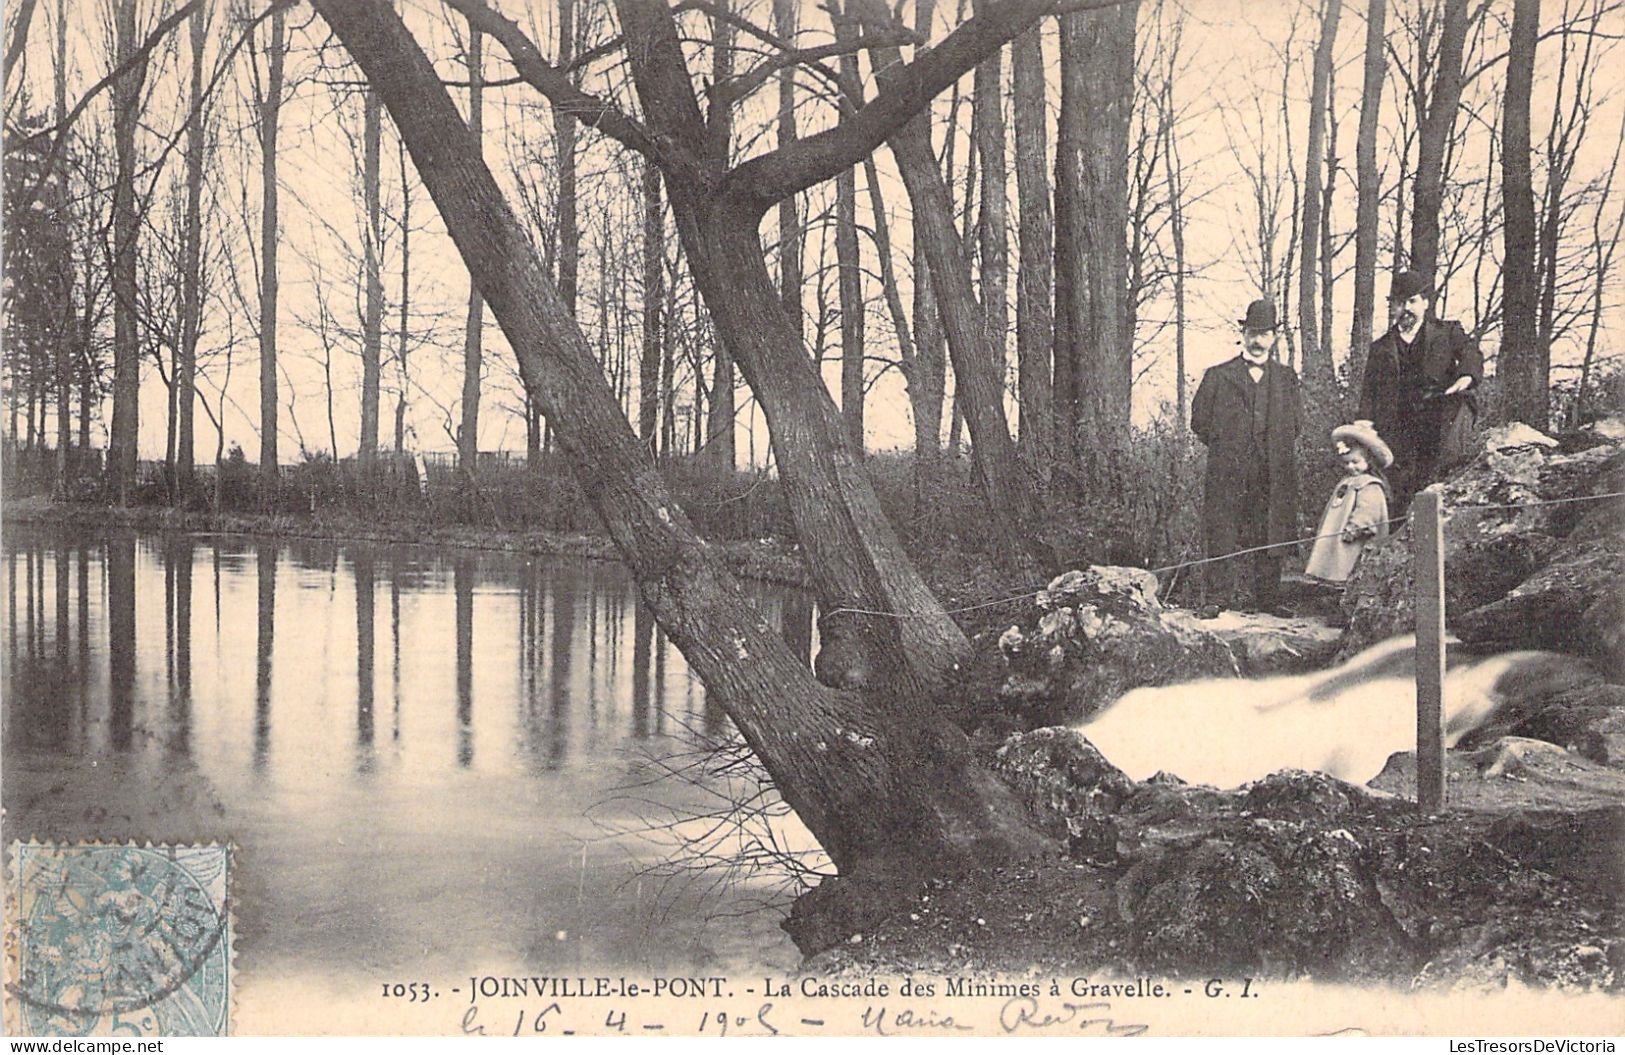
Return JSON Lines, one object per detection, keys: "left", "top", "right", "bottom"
{"left": 860, "top": 1005, "right": 973, "bottom": 1036}
{"left": 998, "top": 997, "right": 1150, "bottom": 1036}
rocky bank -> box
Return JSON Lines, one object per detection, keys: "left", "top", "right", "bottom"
{"left": 797, "top": 416, "right": 1625, "bottom": 991}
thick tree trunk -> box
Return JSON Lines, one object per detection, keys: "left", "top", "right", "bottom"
{"left": 1411, "top": 0, "right": 1470, "bottom": 280}
{"left": 772, "top": 0, "right": 803, "bottom": 341}
{"left": 1075, "top": 3, "right": 1135, "bottom": 444}
{"left": 1053, "top": 12, "right": 1082, "bottom": 464}
{"left": 1499, "top": 0, "right": 1544, "bottom": 429}
{"left": 608, "top": 0, "right": 992, "bottom": 692}
{"left": 910, "top": 0, "right": 946, "bottom": 493}
{"left": 258, "top": 7, "right": 285, "bottom": 489}
{"left": 973, "top": 0, "right": 1009, "bottom": 394}
{"left": 363, "top": 88, "right": 384, "bottom": 469}
{"left": 312, "top": 0, "right": 1048, "bottom": 877}
{"left": 109, "top": 0, "right": 143, "bottom": 505}
{"left": 1349, "top": 0, "right": 1386, "bottom": 383}
{"left": 1054, "top": 4, "right": 1136, "bottom": 457}
{"left": 1011, "top": 23, "right": 1052, "bottom": 467}
{"left": 1298, "top": 0, "right": 1341, "bottom": 391}
{"left": 833, "top": 5, "right": 866, "bottom": 452}
{"left": 457, "top": 29, "right": 482, "bottom": 473}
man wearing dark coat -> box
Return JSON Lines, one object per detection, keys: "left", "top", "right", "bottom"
{"left": 1359, "top": 270, "right": 1483, "bottom": 506}
{"left": 1191, "top": 299, "right": 1302, "bottom": 615}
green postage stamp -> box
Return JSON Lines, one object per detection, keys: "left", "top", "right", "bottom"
{"left": 5, "top": 842, "right": 233, "bottom": 1037}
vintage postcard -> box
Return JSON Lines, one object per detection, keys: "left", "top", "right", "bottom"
{"left": 2, "top": 0, "right": 1622, "bottom": 1039}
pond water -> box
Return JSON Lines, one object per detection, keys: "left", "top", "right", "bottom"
{"left": 1, "top": 525, "right": 820, "bottom": 1032}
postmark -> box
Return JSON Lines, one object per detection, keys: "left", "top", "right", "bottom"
{"left": 4, "top": 842, "right": 232, "bottom": 1037}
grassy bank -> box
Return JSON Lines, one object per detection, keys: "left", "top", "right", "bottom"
{"left": 0, "top": 497, "right": 810, "bottom": 588}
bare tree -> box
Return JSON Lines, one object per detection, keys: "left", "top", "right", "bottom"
{"left": 362, "top": 87, "right": 384, "bottom": 467}
{"left": 1011, "top": 21, "right": 1052, "bottom": 464}
{"left": 973, "top": 0, "right": 1009, "bottom": 391}
{"left": 1298, "top": 0, "right": 1342, "bottom": 389}
{"left": 1054, "top": 3, "right": 1137, "bottom": 458}
{"left": 1349, "top": 0, "right": 1387, "bottom": 381}
{"left": 255, "top": 4, "right": 285, "bottom": 487}
{"left": 833, "top": 4, "right": 866, "bottom": 451}
{"left": 1410, "top": 0, "right": 1472, "bottom": 278}
{"left": 108, "top": 0, "right": 146, "bottom": 504}
{"left": 1499, "top": 0, "right": 1543, "bottom": 427}
{"left": 314, "top": 0, "right": 1060, "bottom": 889}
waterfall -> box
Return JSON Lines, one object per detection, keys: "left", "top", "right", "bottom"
{"left": 1072, "top": 636, "right": 1582, "bottom": 788}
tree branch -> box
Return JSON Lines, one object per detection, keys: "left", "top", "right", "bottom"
{"left": 714, "top": 28, "right": 923, "bottom": 110}
{"left": 724, "top": 0, "right": 1123, "bottom": 208}
{"left": 439, "top": 0, "right": 665, "bottom": 161}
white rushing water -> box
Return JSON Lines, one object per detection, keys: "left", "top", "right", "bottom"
{"left": 1074, "top": 636, "right": 1574, "bottom": 788}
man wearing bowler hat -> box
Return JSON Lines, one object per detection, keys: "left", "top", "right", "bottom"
{"left": 1358, "top": 270, "right": 1482, "bottom": 505}
{"left": 1191, "top": 299, "right": 1302, "bottom": 616}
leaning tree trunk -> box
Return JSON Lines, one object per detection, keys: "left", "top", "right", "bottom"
{"left": 1499, "top": 0, "right": 1543, "bottom": 429}
{"left": 855, "top": 0, "right": 1045, "bottom": 569}
{"left": 772, "top": 0, "right": 803, "bottom": 341}
{"left": 611, "top": 0, "right": 985, "bottom": 691}
{"left": 311, "top": 0, "right": 1050, "bottom": 881}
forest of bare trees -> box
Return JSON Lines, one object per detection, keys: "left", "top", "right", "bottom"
{"left": 6, "top": 0, "right": 1621, "bottom": 507}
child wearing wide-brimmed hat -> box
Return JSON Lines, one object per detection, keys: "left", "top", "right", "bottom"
{"left": 1305, "top": 421, "right": 1393, "bottom": 584}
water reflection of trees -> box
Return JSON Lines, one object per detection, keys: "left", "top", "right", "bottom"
{"left": 4, "top": 532, "right": 816, "bottom": 785}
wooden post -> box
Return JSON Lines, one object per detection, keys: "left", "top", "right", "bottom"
{"left": 1412, "top": 490, "right": 1446, "bottom": 812}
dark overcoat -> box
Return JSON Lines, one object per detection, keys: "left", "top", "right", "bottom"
{"left": 1359, "top": 318, "right": 1483, "bottom": 484}
{"left": 1190, "top": 357, "right": 1302, "bottom": 548}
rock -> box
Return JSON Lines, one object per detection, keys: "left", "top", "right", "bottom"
{"left": 1456, "top": 537, "right": 1625, "bottom": 664}
{"left": 1038, "top": 566, "right": 1163, "bottom": 612}
{"left": 1484, "top": 422, "right": 1560, "bottom": 451}
{"left": 1486, "top": 806, "right": 1625, "bottom": 891}
{"left": 1116, "top": 821, "right": 1412, "bottom": 977}
{"left": 994, "top": 728, "right": 1136, "bottom": 857}
{"left": 1163, "top": 608, "right": 1342, "bottom": 675}
{"left": 1369, "top": 740, "right": 1625, "bottom": 812}
{"left": 993, "top": 567, "right": 1239, "bottom": 725}
{"left": 1239, "top": 769, "right": 1390, "bottom": 822}
{"left": 994, "top": 728, "right": 1136, "bottom": 824}
{"left": 1451, "top": 656, "right": 1625, "bottom": 768}
{"left": 1587, "top": 416, "right": 1625, "bottom": 443}
{"left": 1338, "top": 423, "right": 1624, "bottom": 660}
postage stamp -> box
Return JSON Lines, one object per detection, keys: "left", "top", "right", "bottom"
{"left": 4, "top": 842, "right": 233, "bottom": 1037}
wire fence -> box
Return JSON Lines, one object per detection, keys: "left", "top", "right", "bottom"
{"left": 821, "top": 488, "right": 1625, "bottom": 622}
